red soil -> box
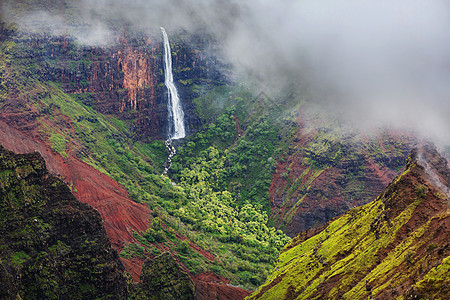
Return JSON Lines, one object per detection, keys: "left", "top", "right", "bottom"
{"left": 121, "top": 257, "right": 145, "bottom": 282}
{"left": 366, "top": 159, "right": 395, "bottom": 187}
{"left": 194, "top": 273, "right": 251, "bottom": 300}
{"left": 268, "top": 116, "right": 404, "bottom": 235}
{"left": 377, "top": 136, "right": 387, "bottom": 153}
{"left": 160, "top": 225, "right": 216, "bottom": 262}
{"left": 196, "top": 272, "right": 230, "bottom": 284}
{"left": 233, "top": 112, "right": 242, "bottom": 136}
{"left": 188, "top": 239, "right": 215, "bottom": 262}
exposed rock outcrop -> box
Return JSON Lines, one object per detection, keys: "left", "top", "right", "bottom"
{"left": 0, "top": 143, "right": 251, "bottom": 299}
{"left": 18, "top": 31, "right": 212, "bottom": 140}
{"left": 0, "top": 22, "right": 229, "bottom": 287}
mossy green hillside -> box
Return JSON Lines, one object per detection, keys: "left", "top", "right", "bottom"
{"left": 409, "top": 256, "right": 450, "bottom": 299}
{"left": 248, "top": 153, "right": 449, "bottom": 299}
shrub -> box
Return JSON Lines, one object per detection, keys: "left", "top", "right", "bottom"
{"left": 178, "top": 239, "right": 190, "bottom": 254}
{"left": 415, "top": 185, "right": 428, "bottom": 199}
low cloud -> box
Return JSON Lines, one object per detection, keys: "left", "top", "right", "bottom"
{"left": 3, "top": 0, "right": 450, "bottom": 145}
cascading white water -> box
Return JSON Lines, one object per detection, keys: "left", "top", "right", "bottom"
{"left": 161, "top": 27, "right": 185, "bottom": 175}
{"left": 161, "top": 27, "right": 185, "bottom": 140}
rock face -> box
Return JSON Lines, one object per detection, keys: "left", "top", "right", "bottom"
{"left": 0, "top": 143, "right": 249, "bottom": 299}
{"left": 0, "top": 22, "right": 154, "bottom": 274}
{"left": 249, "top": 144, "right": 449, "bottom": 299}
{"left": 0, "top": 145, "right": 128, "bottom": 299}
{"left": 0, "top": 22, "right": 238, "bottom": 291}
{"left": 269, "top": 124, "right": 414, "bottom": 237}
{"left": 28, "top": 33, "right": 167, "bottom": 140}
{"left": 20, "top": 32, "right": 215, "bottom": 140}
{"left": 132, "top": 252, "right": 195, "bottom": 300}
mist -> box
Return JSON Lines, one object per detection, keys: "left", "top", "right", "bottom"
{"left": 2, "top": 0, "right": 450, "bottom": 145}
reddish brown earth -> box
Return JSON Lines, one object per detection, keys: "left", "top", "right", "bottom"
{"left": 194, "top": 273, "right": 252, "bottom": 300}
{"left": 121, "top": 257, "right": 146, "bottom": 282}
{"left": 188, "top": 239, "right": 216, "bottom": 262}
{"left": 124, "top": 220, "right": 251, "bottom": 299}
{"left": 0, "top": 95, "right": 250, "bottom": 298}
{"left": 0, "top": 120, "right": 150, "bottom": 270}
{"left": 124, "top": 217, "right": 251, "bottom": 297}
{"left": 1, "top": 28, "right": 247, "bottom": 298}
{"left": 233, "top": 112, "right": 242, "bottom": 136}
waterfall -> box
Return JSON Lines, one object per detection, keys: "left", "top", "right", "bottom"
{"left": 161, "top": 27, "right": 185, "bottom": 140}
{"left": 161, "top": 27, "right": 185, "bottom": 175}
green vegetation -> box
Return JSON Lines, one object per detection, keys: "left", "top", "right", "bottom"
{"left": 172, "top": 87, "right": 296, "bottom": 214}
{"left": 10, "top": 251, "right": 31, "bottom": 268}
{"left": 411, "top": 256, "right": 450, "bottom": 298}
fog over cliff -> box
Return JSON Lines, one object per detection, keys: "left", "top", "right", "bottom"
{"left": 3, "top": 0, "right": 450, "bottom": 145}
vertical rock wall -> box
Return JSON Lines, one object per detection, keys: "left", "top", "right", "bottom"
{"left": 32, "top": 32, "right": 217, "bottom": 141}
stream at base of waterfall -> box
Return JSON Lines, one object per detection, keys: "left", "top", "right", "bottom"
{"left": 161, "top": 27, "right": 186, "bottom": 175}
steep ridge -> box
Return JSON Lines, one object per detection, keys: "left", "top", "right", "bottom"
{"left": 249, "top": 144, "right": 449, "bottom": 299}
{"left": 0, "top": 9, "right": 423, "bottom": 298}
{"left": 0, "top": 45, "right": 152, "bottom": 275}
{"left": 0, "top": 145, "right": 128, "bottom": 299}
{"left": 0, "top": 145, "right": 234, "bottom": 299}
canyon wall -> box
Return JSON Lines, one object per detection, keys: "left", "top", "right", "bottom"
{"left": 19, "top": 31, "right": 218, "bottom": 141}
